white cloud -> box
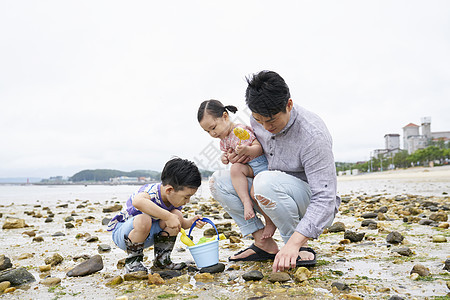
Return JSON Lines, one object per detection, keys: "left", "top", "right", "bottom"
{"left": 1, "top": 0, "right": 449, "bottom": 177}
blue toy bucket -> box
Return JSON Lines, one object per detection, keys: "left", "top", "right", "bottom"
{"left": 187, "top": 217, "right": 220, "bottom": 268}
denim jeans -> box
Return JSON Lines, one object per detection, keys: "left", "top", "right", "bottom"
{"left": 210, "top": 169, "right": 312, "bottom": 243}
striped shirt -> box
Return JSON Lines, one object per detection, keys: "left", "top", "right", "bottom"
{"left": 107, "top": 183, "right": 182, "bottom": 231}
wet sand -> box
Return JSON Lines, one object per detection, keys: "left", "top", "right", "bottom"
{"left": 0, "top": 166, "right": 449, "bottom": 299}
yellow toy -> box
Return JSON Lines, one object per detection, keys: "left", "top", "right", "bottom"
{"left": 196, "top": 233, "right": 227, "bottom": 245}
{"left": 179, "top": 228, "right": 195, "bottom": 247}
{"left": 233, "top": 127, "right": 250, "bottom": 145}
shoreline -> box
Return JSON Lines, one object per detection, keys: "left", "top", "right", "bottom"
{"left": 338, "top": 165, "right": 450, "bottom": 181}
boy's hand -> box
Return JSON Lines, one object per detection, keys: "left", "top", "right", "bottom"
{"left": 165, "top": 214, "right": 181, "bottom": 232}
{"left": 191, "top": 215, "right": 206, "bottom": 228}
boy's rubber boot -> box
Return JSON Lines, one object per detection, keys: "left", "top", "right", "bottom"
{"left": 153, "top": 231, "right": 187, "bottom": 270}
{"left": 124, "top": 235, "right": 148, "bottom": 274}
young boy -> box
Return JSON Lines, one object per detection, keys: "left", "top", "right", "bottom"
{"left": 107, "top": 158, "right": 205, "bottom": 273}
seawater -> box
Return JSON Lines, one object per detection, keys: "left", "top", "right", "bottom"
{"left": 0, "top": 181, "right": 213, "bottom": 206}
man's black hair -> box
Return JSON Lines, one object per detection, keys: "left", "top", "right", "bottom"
{"left": 197, "top": 99, "right": 237, "bottom": 122}
{"left": 161, "top": 157, "right": 201, "bottom": 191}
{"left": 245, "top": 70, "right": 291, "bottom": 117}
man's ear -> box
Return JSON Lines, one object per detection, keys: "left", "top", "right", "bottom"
{"left": 286, "top": 98, "right": 294, "bottom": 112}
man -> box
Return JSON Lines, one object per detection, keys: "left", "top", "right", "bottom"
{"left": 209, "top": 70, "right": 340, "bottom": 272}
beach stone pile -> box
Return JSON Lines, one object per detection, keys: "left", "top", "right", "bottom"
{"left": 0, "top": 191, "right": 449, "bottom": 299}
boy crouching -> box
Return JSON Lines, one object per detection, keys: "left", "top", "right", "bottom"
{"left": 108, "top": 158, "right": 205, "bottom": 273}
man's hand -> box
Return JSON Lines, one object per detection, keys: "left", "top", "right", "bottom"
{"left": 221, "top": 153, "right": 229, "bottom": 165}
{"left": 272, "top": 231, "right": 309, "bottom": 272}
{"left": 228, "top": 148, "right": 251, "bottom": 164}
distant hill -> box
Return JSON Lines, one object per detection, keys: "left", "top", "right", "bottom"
{"left": 69, "top": 168, "right": 214, "bottom": 182}
{"left": 69, "top": 169, "right": 161, "bottom": 182}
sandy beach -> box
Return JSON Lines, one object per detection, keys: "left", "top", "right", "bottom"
{"left": 0, "top": 166, "right": 449, "bottom": 299}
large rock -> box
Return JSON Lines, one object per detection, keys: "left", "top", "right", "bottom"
{"left": 386, "top": 231, "right": 404, "bottom": 244}
{"left": 242, "top": 270, "right": 264, "bottom": 281}
{"left": 66, "top": 255, "right": 103, "bottom": 277}
{"left": 0, "top": 255, "right": 12, "bottom": 271}
{"left": 344, "top": 230, "right": 365, "bottom": 242}
{"left": 410, "top": 264, "right": 430, "bottom": 276}
{"left": 44, "top": 253, "right": 64, "bottom": 266}
{"left": 328, "top": 222, "right": 346, "bottom": 233}
{"left": 429, "top": 212, "right": 448, "bottom": 222}
{"left": 0, "top": 267, "right": 35, "bottom": 286}
{"left": 2, "top": 218, "right": 26, "bottom": 229}
{"left": 199, "top": 263, "right": 225, "bottom": 274}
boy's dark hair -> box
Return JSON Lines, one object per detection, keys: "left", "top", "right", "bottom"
{"left": 197, "top": 99, "right": 238, "bottom": 122}
{"left": 245, "top": 70, "right": 291, "bottom": 117}
{"left": 161, "top": 158, "right": 202, "bottom": 191}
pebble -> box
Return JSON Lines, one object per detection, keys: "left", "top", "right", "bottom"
{"left": 432, "top": 235, "right": 447, "bottom": 243}
{"left": 386, "top": 231, "right": 404, "bottom": 244}
{"left": 444, "top": 258, "right": 450, "bottom": 271}
{"left": 388, "top": 296, "right": 405, "bottom": 300}
{"left": 18, "top": 253, "right": 34, "bottom": 260}
{"left": 124, "top": 271, "right": 148, "bottom": 281}
{"left": 194, "top": 273, "right": 214, "bottom": 281}
{"left": 199, "top": 263, "right": 225, "bottom": 274}
{"left": 410, "top": 264, "right": 430, "bottom": 276}
{"left": 155, "top": 270, "right": 182, "bottom": 279}
{"left": 66, "top": 254, "right": 103, "bottom": 277}
{"left": 361, "top": 219, "right": 377, "bottom": 227}
{"left": 361, "top": 212, "right": 378, "bottom": 219}
{"left": 85, "top": 236, "right": 99, "bottom": 242}
{"left": 331, "top": 282, "right": 350, "bottom": 291}
{"left": 0, "top": 255, "right": 12, "bottom": 270}
{"left": 65, "top": 222, "right": 75, "bottom": 229}
{"left": 0, "top": 267, "right": 35, "bottom": 286}
{"left": 391, "top": 247, "right": 413, "bottom": 256}
{"left": 294, "top": 267, "right": 312, "bottom": 282}
{"left": 102, "top": 204, "right": 122, "bottom": 213}
{"left": 328, "top": 222, "right": 346, "bottom": 232}
{"left": 242, "top": 270, "right": 264, "bottom": 281}
{"left": 32, "top": 236, "right": 44, "bottom": 242}
{"left": 98, "top": 244, "right": 111, "bottom": 252}
{"left": 44, "top": 253, "right": 64, "bottom": 266}
{"left": 268, "top": 272, "right": 290, "bottom": 283}
{"left": 39, "top": 265, "right": 51, "bottom": 272}
{"left": 148, "top": 273, "right": 164, "bottom": 285}
{"left": 429, "top": 212, "right": 448, "bottom": 222}
{"left": 22, "top": 230, "right": 36, "bottom": 237}
{"left": 106, "top": 275, "right": 123, "bottom": 286}
{"left": 2, "top": 218, "right": 26, "bottom": 229}
{"left": 0, "top": 281, "right": 11, "bottom": 293}
{"left": 40, "top": 277, "right": 61, "bottom": 286}
{"left": 344, "top": 230, "right": 365, "bottom": 242}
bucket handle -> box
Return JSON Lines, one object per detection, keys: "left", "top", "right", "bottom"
{"left": 188, "top": 217, "right": 220, "bottom": 241}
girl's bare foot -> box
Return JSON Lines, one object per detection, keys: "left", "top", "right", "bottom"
{"left": 261, "top": 220, "right": 276, "bottom": 239}
{"left": 243, "top": 202, "right": 255, "bottom": 220}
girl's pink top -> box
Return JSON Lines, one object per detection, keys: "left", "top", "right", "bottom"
{"left": 220, "top": 124, "right": 257, "bottom": 153}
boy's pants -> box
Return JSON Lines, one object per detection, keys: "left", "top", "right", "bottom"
{"left": 209, "top": 170, "right": 312, "bottom": 243}
{"left": 112, "top": 216, "right": 162, "bottom": 250}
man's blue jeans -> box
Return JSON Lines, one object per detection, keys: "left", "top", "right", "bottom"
{"left": 209, "top": 169, "right": 312, "bottom": 243}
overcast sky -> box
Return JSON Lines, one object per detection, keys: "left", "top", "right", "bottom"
{"left": 1, "top": 1, "right": 449, "bottom": 178}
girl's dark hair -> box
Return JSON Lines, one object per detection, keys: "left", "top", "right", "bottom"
{"left": 197, "top": 99, "right": 238, "bottom": 122}
{"left": 161, "top": 157, "right": 201, "bottom": 191}
{"left": 245, "top": 70, "right": 290, "bottom": 117}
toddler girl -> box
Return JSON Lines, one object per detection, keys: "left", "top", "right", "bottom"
{"left": 197, "top": 99, "right": 276, "bottom": 239}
